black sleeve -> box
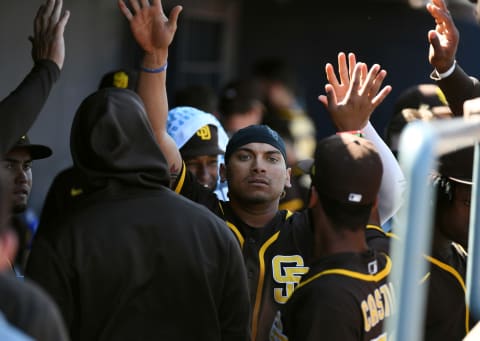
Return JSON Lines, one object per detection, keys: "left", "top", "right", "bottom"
{"left": 25, "top": 235, "right": 75, "bottom": 332}
{"left": 436, "top": 65, "right": 480, "bottom": 117}
{"left": 0, "top": 60, "right": 60, "bottom": 156}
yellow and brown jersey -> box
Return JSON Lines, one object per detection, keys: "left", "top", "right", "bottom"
{"left": 271, "top": 250, "right": 394, "bottom": 341}
{"left": 174, "top": 163, "right": 313, "bottom": 341}
{"left": 422, "top": 243, "right": 475, "bottom": 340}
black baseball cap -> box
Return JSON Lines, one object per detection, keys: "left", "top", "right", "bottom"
{"left": 11, "top": 135, "right": 52, "bottom": 160}
{"left": 180, "top": 125, "right": 224, "bottom": 159}
{"left": 437, "top": 146, "right": 474, "bottom": 185}
{"left": 311, "top": 133, "right": 383, "bottom": 206}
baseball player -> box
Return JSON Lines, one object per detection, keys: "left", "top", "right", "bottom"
{"left": 270, "top": 133, "right": 394, "bottom": 341}
{"left": 128, "top": 2, "right": 404, "bottom": 339}
{"left": 421, "top": 146, "right": 476, "bottom": 339}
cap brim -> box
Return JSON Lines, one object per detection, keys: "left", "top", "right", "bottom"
{"left": 26, "top": 145, "right": 53, "bottom": 160}
{"left": 181, "top": 146, "right": 224, "bottom": 159}
{"left": 448, "top": 176, "right": 473, "bottom": 185}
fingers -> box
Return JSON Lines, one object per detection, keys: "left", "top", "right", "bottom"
{"left": 33, "top": 4, "right": 45, "bottom": 37}
{"left": 349, "top": 63, "right": 363, "bottom": 98}
{"left": 168, "top": 5, "right": 183, "bottom": 27}
{"left": 428, "top": 30, "right": 441, "bottom": 48}
{"left": 432, "top": 0, "right": 448, "bottom": 12}
{"left": 360, "top": 64, "right": 381, "bottom": 97}
{"left": 338, "top": 52, "right": 349, "bottom": 86}
{"left": 130, "top": 0, "right": 141, "bottom": 15}
{"left": 318, "top": 94, "right": 328, "bottom": 108}
{"left": 348, "top": 52, "right": 356, "bottom": 80}
{"left": 325, "top": 63, "right": 340, "bottom": 88}
{"left": 318, "top": 84, "right": 337, "bottom": 110}
{"left": 55, "top": 9, "right": 70, "bottom": 37}
{"left": 51, "top": 0, "right": 62, "bottom": 26}
{"left": 118, "top": 0, "right": 134, "bottom": 20}
{"left": 371, "top": 85, "right": 392, "bottom": 108}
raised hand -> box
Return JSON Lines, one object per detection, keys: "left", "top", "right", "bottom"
{"left": 318, "top": 52, "right": 391, "bottom": 131}
{"left": 323, "top": 52, "right": 359, "bottom": 103}
{"left": 29, "top": 0, "right": 70, "bottom": 69}
{"left": 426, "top": 0, "right": 459, "bottom": 73}
{"left": 118, "top": 0, "right": 182, "bottom": 67}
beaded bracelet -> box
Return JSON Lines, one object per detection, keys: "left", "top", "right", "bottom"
{"left": 140, "top": 61, "right": 168, "bottom": 73}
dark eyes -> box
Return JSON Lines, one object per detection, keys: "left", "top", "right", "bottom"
{"left": 2, "top": 162, "right": 32, "bottom": 171}
{"left": 236, "top": 153, "right": 279, "bottom": 163}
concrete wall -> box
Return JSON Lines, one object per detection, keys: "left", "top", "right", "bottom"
{"left": 0, "top": 1, "right": 138, "bottom": 214}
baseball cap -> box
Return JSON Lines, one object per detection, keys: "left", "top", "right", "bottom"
{"left": 225, "top": 124, "right": 287, "bottom": 163}
{"left": 437, "top": 146, "right": 475, "bottom": 185}
{"left": 180, "top": 124, "right": 224, "bottom": 159}
{"left": 311, "top": 133, "right": 383, "bottom": 206}
{"left": 386, "top": 84, "right": 452, "bottom": 151}
{"left": 11, "top": 135, "right": 52, "bottom": 160}
{"left": 98, "top": 69, "right": 138, "bottom": 91}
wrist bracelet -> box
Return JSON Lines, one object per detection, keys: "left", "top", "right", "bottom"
{"left": 140, "top": 61, "right": 168, "bottom": 73}
{"left": 337, "top": 130, "right": 364, "bottom": 138}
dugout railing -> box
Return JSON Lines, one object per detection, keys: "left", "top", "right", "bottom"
{"left": 386, "top": 117, "right": 480, "bottom": 340}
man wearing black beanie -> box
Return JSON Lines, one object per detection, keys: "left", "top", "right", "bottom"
{"left": 133, "top": 4, "right": 404, "bottom": 338}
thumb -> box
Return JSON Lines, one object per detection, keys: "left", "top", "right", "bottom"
{"left": 322, "top": 84, "right": 337, "bottom": 111}
{"left": 169, "top": 5, "right": 183, "bottom": 27}
{"left": 428, "top": 30, "right": 441, "bottom": 49}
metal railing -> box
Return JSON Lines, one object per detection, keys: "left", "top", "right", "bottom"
{"left": 386, "top": 117, "right": 480, "bottom": 340}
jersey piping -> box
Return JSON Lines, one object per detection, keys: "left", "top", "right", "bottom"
{"left": 424, "top": 254, "right": 470, "bottom": 334}
{"left": 296, "top": 254, "right": 392, "bottom": 291}
{"left": 173, "top": 161, "right": 187, "bottom": 194}
{"left": 366, "top": 224, "right": 399, "bottom": 240}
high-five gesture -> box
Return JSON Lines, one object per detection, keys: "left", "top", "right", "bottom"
{"left": 318, "top": 52, "right": 391, "bottom": 131}
{"left": 30, "top": 0, "right": 70, "bottom": 69}
{"left": 426, "top": 0, "right": 459, "bottom": 73}
{"left": 118, "top": 0, "right": 182, "bottom": 67}
{"left": 119, "top": 0, "right": 183, "bottom": 177}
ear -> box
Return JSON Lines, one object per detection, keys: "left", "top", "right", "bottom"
{"left": 0, "top": 230, "right": 18, "bottom": 271}
{"left": 308, "top": 185, "right": 319, "bottom": 208}
{"left": 219, "top": 163, "right": 227, "bottom": 182}
{"left": 284, "top": 167, "right": 292, "bottom": 189}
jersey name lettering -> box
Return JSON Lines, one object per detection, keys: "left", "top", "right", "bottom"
{"left": 361, "top": 282, "right": 395, "bottom": 333}
{"left": 272, "top": 255, "right": 309, "bottom": 304}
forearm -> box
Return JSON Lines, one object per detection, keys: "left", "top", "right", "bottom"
{"left": 363, "top": 122, "right": 406, "bottom": 225}
{"left": 434, "top": 65, "right": 480, "bottom": 117}
{"left": 137, "top": 51, "right": 182, "bottom": 175}
{"left": 0, "top": 60, "right": 59, "bottom": 156}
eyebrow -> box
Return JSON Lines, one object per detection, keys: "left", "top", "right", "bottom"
{"left": 3, "top": 158, "right": 32, "bottom": 164}
{"left": 236, "top": 147, "right": 282, "bottom": 155}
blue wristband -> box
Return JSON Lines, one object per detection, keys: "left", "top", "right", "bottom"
{"left": 140, "top": 61, "right": 168, "bottom": 73}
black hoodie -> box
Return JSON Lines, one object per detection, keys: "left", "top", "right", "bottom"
{"left": 27, "top": 88, "right": 251, "bottom": 341}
